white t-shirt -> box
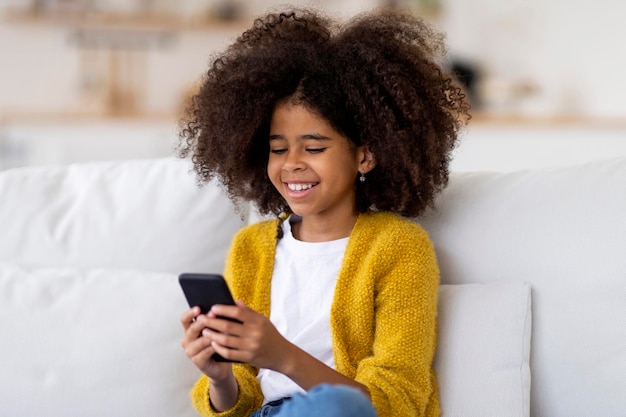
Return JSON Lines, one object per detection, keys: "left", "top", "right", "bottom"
{"left": 257, "top": 217, "right": 348, "bottom": 403}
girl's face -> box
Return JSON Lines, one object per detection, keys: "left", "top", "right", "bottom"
{"left": 268, "top": 102, "right": 373, "bottom": 238}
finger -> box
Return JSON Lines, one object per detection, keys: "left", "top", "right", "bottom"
{"left": 204, "top": 328, "right": 240, "bottom": 351}
{"left": 181, "top": 322, "right": 207, "bottom": 347}
{"left": 184, "top": 314, "right": 216, "bottom": 341}
{"left": 203, "top": 317, "right": 244, "bottom": 339}
{"left": 210, "top": 303, "right": 254, "bottom": 324}
{"left": 182, "top": 333, "right": 214, "bottom": 358}
{"left": 211, "top": 339, "right": 240, "bottom": 362}
{"left": 180, "top": 307, "right": 201, "bottom": 330}
{"left": 192, "top": 329, "right": 242, "bottom": 364}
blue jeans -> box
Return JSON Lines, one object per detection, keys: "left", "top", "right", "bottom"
{"left": 249, "top": 384, "right": 377, "bottom": 417}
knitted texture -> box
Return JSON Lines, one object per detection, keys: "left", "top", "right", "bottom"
{"left": 190, "top": 211, "right": 440, "bottom": 417}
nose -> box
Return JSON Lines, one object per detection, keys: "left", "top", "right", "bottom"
{"left": 282, "top": 149, "right": 305, "bottom": 172}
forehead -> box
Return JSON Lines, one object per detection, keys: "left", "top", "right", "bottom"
{"left": 270, "top": 103, "right": 335, "bottom": 132}
{"left": 272, "top": 102, "right": 329, "bottom": 124}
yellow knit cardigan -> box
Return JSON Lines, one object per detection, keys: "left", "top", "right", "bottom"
{"left": 191, "top": 211, "right": 440, "bottom": 417}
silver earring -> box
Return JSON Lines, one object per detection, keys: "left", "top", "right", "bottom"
{"left": 359, "top": 172, "right": 366, "bottom": 182}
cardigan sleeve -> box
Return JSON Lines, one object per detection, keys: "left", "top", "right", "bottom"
{"left": 335, "top": 213, "right": 441, "bottom": 417}
{"left": 361, "top": 227, "right": 440, "bottom": 416}
{"left": 371, "top": 224, "right": 439, "bottom": 416}
{"left": 190, "top": 366, "right": 262, "bottom": 417}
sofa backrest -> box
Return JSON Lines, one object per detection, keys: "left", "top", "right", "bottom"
{"left": 0, "top": 157, "right": 245, "bottom": 274}
{"left": 418, "top": 157, "right": 626, "bottom": 417}
{"left": 0, "top": 158, "right": 246, "bottom": 417}
{"left": 1, "top": 156, "right": 624, "bottom": 417}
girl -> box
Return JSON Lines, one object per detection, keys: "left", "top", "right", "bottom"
{"left": 179, "top": 7, "right": 468, "bottom": 417}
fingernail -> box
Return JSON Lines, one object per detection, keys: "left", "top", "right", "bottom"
{"left": 202, "top": 328, "right": 211, "bottom": 337}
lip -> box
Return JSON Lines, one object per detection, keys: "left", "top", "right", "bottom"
{"left": 282, "top": 181, "right": 318, "bottom": 199}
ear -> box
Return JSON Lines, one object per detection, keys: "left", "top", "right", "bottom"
{"left": 357, "top": 145, "right": 377, "bottom": 174}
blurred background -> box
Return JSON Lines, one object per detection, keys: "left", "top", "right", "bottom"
{"left": 1, "top": 0, "right": 625, "bottom": 171}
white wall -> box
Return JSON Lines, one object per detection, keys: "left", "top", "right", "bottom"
{"left": 0, "top": 0, "right": 380, "bottom": 119}
{"left": 0, "top": 23, "right": 238, "bottom": 117}
{"left": 440, "top": 0, "right": 626, "bottom": 118}
{"left": 451, "top": 125, "right": 626, "bottom": 172}
{"left": 2, "top": 0, "right": 625, "bottom": 119}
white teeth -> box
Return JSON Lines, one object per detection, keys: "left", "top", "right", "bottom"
{"left": 287, "top": 183, "right": 314, "bottom": 191}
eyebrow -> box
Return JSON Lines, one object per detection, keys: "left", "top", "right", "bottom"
{"left": 269, "top": 133, "right": 332, "bottom": 141}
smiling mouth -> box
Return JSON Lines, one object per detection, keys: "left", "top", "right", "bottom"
{"left": 286, "top": 183, "right": 317, "bottom": 192}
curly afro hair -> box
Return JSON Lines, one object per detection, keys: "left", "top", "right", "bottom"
{"left": 178, "top": 7, "right": 469, "bottom": 218}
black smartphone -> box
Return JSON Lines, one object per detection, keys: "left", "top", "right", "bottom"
{"left": 178, "top": 273, "right": 241, "bottom": 362}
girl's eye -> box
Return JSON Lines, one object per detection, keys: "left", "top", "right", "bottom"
{"left": 270, "top": 149, "right": 287, "bottom": 155}
{"left": 307, "top": 148, "right": 326, "bottom": 154}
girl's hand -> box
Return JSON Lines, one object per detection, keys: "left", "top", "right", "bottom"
{"left": 180, "top": 306, "right": 233, "bottom": 382}
{"left": 205, "top": 301, "right": 295, "bottom": 372}
{"left": 196, "top": 302, "right": 370, "bottom": 400}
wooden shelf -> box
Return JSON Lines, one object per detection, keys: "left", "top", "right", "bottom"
{"left": 0, "top": 112, "right": 179, "bottom": 126}
{"left": 3, "top": 110, "right": 626, "bottom": 131}
{"left": 1, "top": 9, "right": 251, "bottom": 32}
{"left": 469, "top": 112, "right": 626, "bottom": 130}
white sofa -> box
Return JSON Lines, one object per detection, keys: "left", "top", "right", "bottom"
{"left": 1, "top": 145, "right": 625, "bottom": 416}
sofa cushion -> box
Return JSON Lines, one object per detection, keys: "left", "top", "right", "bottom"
{"left": 418, "top": 157, "right": 626, "bottom": 416}
{"left": 435, "top": 281, "right": 531, "bottom": 417}
{"left": 0, "top": 158, "right": 244, "bottom": 274}
{"left": 0, "top": 263, "right": 200, "bottom": 417}
{"left": 0, "top": 262, "right": 532, "bottom": 417}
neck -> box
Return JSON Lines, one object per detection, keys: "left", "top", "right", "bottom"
{"left": 291, "top": 212, "right": 358, "bottom": 242}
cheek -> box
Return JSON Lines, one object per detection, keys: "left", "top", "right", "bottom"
{"left": 266, "top": 160, "right": 282, "bottom": 187}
